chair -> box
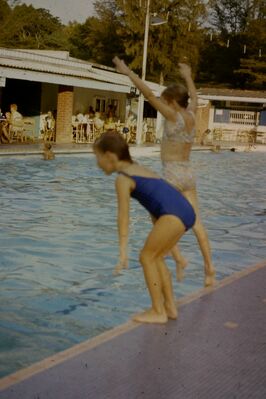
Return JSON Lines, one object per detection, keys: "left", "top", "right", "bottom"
{"left": 22, "top": 118, "right": 35, "bottom": 142}
{"left": 10, "top": 120, "right": 25, "bottom": 143}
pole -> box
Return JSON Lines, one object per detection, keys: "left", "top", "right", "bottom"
{"left": 136, "top": 0, "right": 150, "bottom": 145}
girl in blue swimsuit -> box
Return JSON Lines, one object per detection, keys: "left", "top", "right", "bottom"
{"left": 93, "top": 131, "right": 195, "bottom": 324}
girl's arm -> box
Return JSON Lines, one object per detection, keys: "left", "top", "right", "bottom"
{"left": 114, "top": 174, "right": 131, "bottom": 275}
{"left": 178, "top": 63, "right": 197, "bottom": 113}
{"left": 113, "top": 56, "right": 177, "bottom": 123}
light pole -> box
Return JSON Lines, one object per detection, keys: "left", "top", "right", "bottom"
{"left": 135, "top": 0, "right": 167, "bottom": 145}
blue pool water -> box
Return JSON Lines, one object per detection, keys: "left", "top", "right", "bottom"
{"left": 0, "top": 151, "right": 265, "bottom": 377}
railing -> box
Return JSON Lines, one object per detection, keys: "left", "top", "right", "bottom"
{"left": 229, "top": 110, "right": 258, "bottom": 126}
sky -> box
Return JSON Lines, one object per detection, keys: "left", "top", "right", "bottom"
{"left": 21, "top": 0, "right": 95, "bottom": 24}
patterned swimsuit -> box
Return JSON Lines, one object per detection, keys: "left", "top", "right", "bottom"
{"left": 162, "top": 111, "right": 196, "bottom": 192}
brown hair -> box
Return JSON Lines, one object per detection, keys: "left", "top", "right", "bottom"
{"left": 93, "top": 131, "right": 133, "bottom": 163}
{"left": 10, "top": 103, "right": 18, "bottom": 111}
{"left": 161, "top": 83, "right": 189, "bottom": 108}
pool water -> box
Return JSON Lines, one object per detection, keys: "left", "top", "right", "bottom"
{"left": 0, "top": 152, "right": 265, "bottom": 377}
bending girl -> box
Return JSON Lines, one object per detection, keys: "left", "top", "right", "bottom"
{"left": 93, "top": 132, "right": 195, "bottom": 324}
{"left": 112, "top": 56, "right": 215, "bottom": 287}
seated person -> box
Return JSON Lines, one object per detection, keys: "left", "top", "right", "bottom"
{"left": 88, "top": 106, "right": 95, "bottom": 119}
{"left": 43, "top": 110, "right": 56, "bottom": 141}
{"left": 45, "top": 111, "right": 55, "bottom": 130}
{"left": 0, "top": 112, "right": 11, "bottom": 143}
{"left": 93, "top": 112, "right": 104, "bottom": 131}
{"left": 76, "top": 112, "right": 85, "bottom": 123}
{"left": 105, "top": 104, "right": 118, "bottom": 124}
{"left": 9, "top": 104, "right": 23, "bottom": 141}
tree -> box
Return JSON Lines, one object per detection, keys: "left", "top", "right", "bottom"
{"left": 234, "top": 16, "right": 266, "bottom": 88}
{"left": 66, "top": 21, "right": 94, "bottom": 61}
{"left": 198, "top": 0, "right": 266, "bottom": 88}
{"left": 68, "top": 1, "right": 124, "bottom": 65}
{"left": 0, "top": 0, "right": 11, "bottom": 24}
{"left": 0, "top": 4, "right": 67, "bottom": 49}
{"left": 116, "top": 0, "right": 207, "bottom": 83}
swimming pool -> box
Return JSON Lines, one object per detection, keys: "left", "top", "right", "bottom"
{"left": 0, "top": 151, "right": 265, "bottom": 377}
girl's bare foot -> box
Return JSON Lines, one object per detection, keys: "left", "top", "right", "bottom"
{"left": 132, "top": 308, "right": 168, "bottom": 324}
{"left": 165, "top": 301, "right": 178, "bottom": 320}
{"left": 204, "top": 267, "right": 216, "bottom": 287}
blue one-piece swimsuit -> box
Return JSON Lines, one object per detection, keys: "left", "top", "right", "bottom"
{"left": 120, "top": 173, "right": 196, "bottom": 230}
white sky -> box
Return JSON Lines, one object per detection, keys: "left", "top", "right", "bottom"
{"left": 21, "top": 0, "right": 95, "bottom": 24}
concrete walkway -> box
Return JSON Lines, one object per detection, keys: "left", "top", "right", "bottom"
{"left": 1, "top": 261, "right": 265, "bottom": 399}
{"left": 0, "top": 142, "right": 265, "bottom": 157}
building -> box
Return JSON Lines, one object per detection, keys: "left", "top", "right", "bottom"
{"left": 0, "top": 48, "right": 138, "bottom": 143}
{"left": 198, "top": 88, "right": 266, "bottom": 144}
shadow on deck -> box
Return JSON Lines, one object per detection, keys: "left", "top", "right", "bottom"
{"left": 1, "top": 261, "right": 266, "bottom": 399}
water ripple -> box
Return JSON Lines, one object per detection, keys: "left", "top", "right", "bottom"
{"left": 0, "top": 152, "right": 265, "bottom": 377}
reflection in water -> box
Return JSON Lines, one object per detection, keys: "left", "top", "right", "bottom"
{"left": 0, "top": 152, "right": 265, "bottom": 377}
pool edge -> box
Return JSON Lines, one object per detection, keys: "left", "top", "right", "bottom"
{"left": 1, "top": 259, "right": 266, "bottom": 391}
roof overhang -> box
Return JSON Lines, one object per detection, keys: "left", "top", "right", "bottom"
{"left": 0, "top": 66, "right": 131, "bottom": 93}
{"left": 198, "top": 94, "right": 266, "bottom": 104}
{"left": 0, "top": 48, "right": 166, "bottom": 97}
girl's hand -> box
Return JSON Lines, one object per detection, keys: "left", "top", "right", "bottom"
{"left": 113, "top": 56, "right": 132, "bottom": 76}
{"left": 113, "top": 256, "right": 128, "bottom": 276}
{"left": 179, "top": 63, "right": 191, "bottom": 79}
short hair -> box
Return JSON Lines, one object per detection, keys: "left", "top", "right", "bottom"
{"left": 93, "top": 131, "right": 133, "bottom": 163}
{"left": 10, "top": 103, "right": 18, "bottom": 111}
{"left": 161, "top": 83, "right": 189, "bottom": 108}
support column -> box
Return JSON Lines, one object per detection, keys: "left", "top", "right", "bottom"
{"left": 56, "top": 85, "right": 73, "bottom": 143}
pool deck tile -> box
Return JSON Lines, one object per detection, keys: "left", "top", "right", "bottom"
{"left": 0, "top": 260, "right": 266, "bottom": 399}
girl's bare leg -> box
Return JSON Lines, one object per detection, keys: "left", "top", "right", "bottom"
{"left": 183, "top": 189, "right": 216, "bottom": 287}
{"left": 133, "top": 215, "right": 185, "bottom": 324}
{"left": 171, "top": 245, "right": 188, "bottom": 282}
{"left": 156, "top": 259, "right": 178, "bottom": 319}
{"left": 150, "top": 214, "right": 187, "bottom": 282}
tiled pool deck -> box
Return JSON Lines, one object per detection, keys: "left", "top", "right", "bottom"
{"left": 0, "top": 261, "right": 265, "bottom": 399}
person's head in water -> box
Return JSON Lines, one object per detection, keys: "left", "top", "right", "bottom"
{"left": 44, "top": 143, "right": 52, "bottom": 151}
{"left": 93, "top": 131, "right": 133, "bottom": 175}
{"left": 161, "top": 83, "right": 189, "bottom": 110}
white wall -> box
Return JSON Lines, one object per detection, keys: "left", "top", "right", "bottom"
{"left": 73, "top": 87, "right": 127, "bottom": 121}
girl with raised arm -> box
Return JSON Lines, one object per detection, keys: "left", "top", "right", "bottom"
{"left": 112, "top": 56, "right": 215, "bottom": 287}
{"left": 93, "top": 132, "right": 195, "bottom": 324}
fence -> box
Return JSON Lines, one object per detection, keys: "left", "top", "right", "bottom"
{"left": 229, "top": 110, "right": 259, "bottom": 126}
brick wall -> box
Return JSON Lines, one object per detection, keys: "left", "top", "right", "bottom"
{"left": 56, "top": 85, "right": 73, "bottom": 143}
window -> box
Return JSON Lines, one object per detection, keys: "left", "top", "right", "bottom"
{"left": 95, "top": 98, "right": 106, "bottom": 113}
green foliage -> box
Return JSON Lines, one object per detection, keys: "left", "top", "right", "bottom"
{"left": 0, "top": 0, "right": 11, "bottom": 24}
{"left": 116, "top": 0, "right": 207, "bottom": 83}
{"left": 66, "top": 21, "right": 94, "bottom": 61}
{"left": 199, "top": 0, "right": 266, "bottom": 88}
{"left": 0, "top": 0, "right": 264, "bottom": 89}
{"left": 0, "top": 4, "right": 66, "bottom": 49}
{"left": 68, "top": 1, "right": 124, "bottom": 65}
{"left": 233, "top": 17, "right": 266, "bottom": 88}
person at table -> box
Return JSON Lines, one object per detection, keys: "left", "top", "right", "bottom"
{"left": 0, "top": 112, "right": 11, "bottom": 143}
{"left": 9, "top": 104, "right": 23, "bottom": 142}
{"left": 88, "top": 106, "right": 95, "bottom": 119}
